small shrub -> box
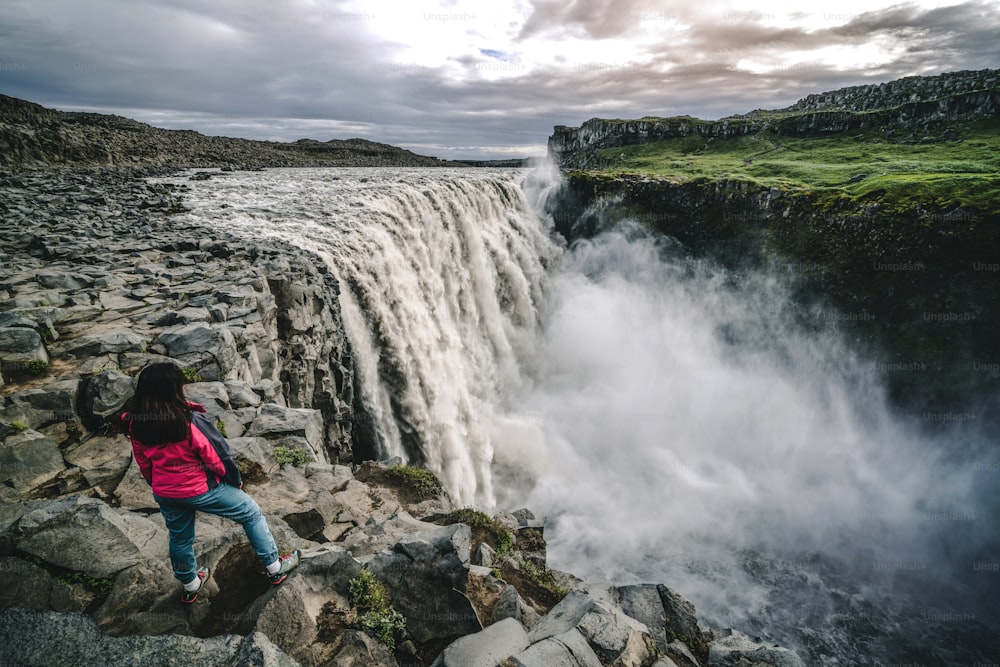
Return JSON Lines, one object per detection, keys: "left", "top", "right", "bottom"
{"left": 57, "top": 571, "right": 114, "bottom": 596}
{"left": 679, "top": 134, "right": 708, "bottom": 155}
{"left": 215, "top": 419, "right": 227, "bottom": 437}
{"left": 274, "top": 445, "right": 312, "bottom": 466}
{"left": 181, "top": 367, "right": 204, "bottom": 383}
{"left": 439, "top": 508, "right": 515, "bottom": 557}
{"left": 11, "top": 420, "right": 29, "bottom": 432}
{"left": 26, "top": 360, "right": 47, "bottom": 375}
{"left": 518, "top": 557, "right": 569, "bottom": 599}
{"left": 385, "top": 465, "right": 443, "bottom": 498}
{"left": 347, "top": 570, "right": 406, "bottom": 650}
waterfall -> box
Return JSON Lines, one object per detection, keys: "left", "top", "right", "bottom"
{"left": 174, "top": 168, "right": 560, "bottom": 507}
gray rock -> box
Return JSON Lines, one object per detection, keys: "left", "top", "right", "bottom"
{"left": 228, "top": 436, "right": 279, "bottom": 478}
{"left": 155, "top": 322, "right": 240, "bottom": 380}
{"left": 36, "top": 271, "right": 85, "bottom": 290}
{"left": 369, "top": 523, "right": 481, "bottom": 644}
{"left": 708, "top": 629, "right": 805, "bottom": 667}
{"left": 113, "top": 459, "right": 158, "bottom": 511}
{"left": 250, "top": 575, "right": 317, "bottom": 662}
{"left": 63, "top": 434, "right": 131, "bottom": 487}
{"left": 234, "top": 631, "right": 304, "bottom": 667}
{"left": 474, "top": 541, "right": 496, "bottom": 567}
{"left": 0, "top": 556, "right": 96, "bottom": 612}
{"left": 495, "top": 584, "right": 542, "bottom": 630}
{"left": 327, "top": 629, "right": 399, "bottom": 667}
{"left": 2, "top": 378, "right": 79, "bottom": 430}
{"left": 509, "top": 628, "right": 603, "bottom": 667}
{"left": 63, "top": 328, "right": 147, "bottom": 356}
{"left": 0, "top": 429, "right": 65, "bottom": 495}
{"left": 619, "top": 584, "right": 670, "bottom": 653}
{"left": 16, "top": 497, "right": 167, "bottom": 578}
{"left": 0, "top": 326, "right": 49, "bottom": 369}
{"left": 530, "top": 583, "right": 655, "bottom": 666}
{"left": 246, "top": 403, "right": 324, "bottom": 454}
{"left": 432, "top": 617, "right": 530, "bottom": 667}
{"left": 226, "top": 379, "right": 262, "bottom": 407}
{"left": 84, "top": 369, "right": 134, "bottom": 418}
{"left": 252, "top": 379, "right": 284, "bottom": 404}
{"left": 0, "top": 608, "right": 300, "bottom": 667}
{"left": 184, "top": 381, "right": 230, "bottom": 414}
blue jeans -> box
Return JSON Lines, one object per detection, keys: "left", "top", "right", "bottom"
{"left": 155, "top": 484, "right": 279, "bottom": 585}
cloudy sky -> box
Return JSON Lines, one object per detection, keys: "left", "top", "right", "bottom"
{"left": 1, "top": 0, "right": 997, "bottom": 159}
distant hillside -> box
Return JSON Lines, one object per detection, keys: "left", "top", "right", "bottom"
{"left": 549, "top": 69, "right": 1000, "bottom": 169}
{"left": 0, "top": 95, "right": 453, "bottom": 169}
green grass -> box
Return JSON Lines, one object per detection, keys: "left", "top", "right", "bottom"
{"left": 181, "top": 367, "right": 204, "bottom": 383}
{"left": 591, "top": 118, "right": 1000, "bottom": 210}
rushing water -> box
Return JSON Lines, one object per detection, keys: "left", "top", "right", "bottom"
{"left": 167, "top": 166, "right": 999, "bottom": 664}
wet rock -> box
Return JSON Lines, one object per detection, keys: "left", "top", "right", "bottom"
{"left": 707, "top": 629, "right": 805, "bottom": 667}
{"left": 508, "top": 628, "right": 603, "bottom": 667}
{"left": 529, "top": 583, "right": 655, "bottom": 667}
{"left": 620, "top": 583, "right": 709, "bottom": 662}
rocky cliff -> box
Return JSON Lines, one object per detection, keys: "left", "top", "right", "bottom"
{"left": 0, "top": 95, "right": 452, "bottom": 170}
{"left": 545, "top": 70, "right": 1000, "bottom": 422}
{"left": 549, "top": 69, "right": 1000, "bottom": 169}
{"left": 0, "top": 168, "right": 808, "bottom": 666}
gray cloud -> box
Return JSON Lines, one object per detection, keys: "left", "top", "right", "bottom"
{"left": 0, "top": 0, "right": 996, "bottom": 159}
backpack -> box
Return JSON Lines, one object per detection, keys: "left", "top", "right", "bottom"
{"left": 192, "top": 412, "right": 243, "bottom": 488}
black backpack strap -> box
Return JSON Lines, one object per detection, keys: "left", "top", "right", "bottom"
{"left": 192, "top": 412, "right": 243, "bottom": 488}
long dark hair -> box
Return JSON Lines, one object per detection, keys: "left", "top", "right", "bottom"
{"left": 125, "top": 362, "right": 191, "bottom": 445}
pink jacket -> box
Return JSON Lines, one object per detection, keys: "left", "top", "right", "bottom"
{"left": 124, "top": 403, "right": 226, "bottom": 499}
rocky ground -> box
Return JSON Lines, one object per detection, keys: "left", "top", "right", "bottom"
{"left": 0, "top": 167, "right": 806, "bottom": 666}
{"left": 0, "top": 95, "right": 459, "bottom": 170}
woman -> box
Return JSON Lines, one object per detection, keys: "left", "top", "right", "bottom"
{"left": 122, "top": 362, "right": 299, "bottom": 604}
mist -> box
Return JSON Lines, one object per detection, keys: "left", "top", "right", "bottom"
{"left": 493, "top": 174, "right": 1000, "bottom": 657}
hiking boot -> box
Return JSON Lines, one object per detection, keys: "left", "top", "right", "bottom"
{"left": 181, "top": 566, "right": 209, "bottom": 604}
{"left": 267, "top": 550, "right": 301, "bottom": 585}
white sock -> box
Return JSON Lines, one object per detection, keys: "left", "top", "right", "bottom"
{"left": 266, "top": 559, "right": 281, "bottom": 574}
{"left": 183, "top": 574, "right": 202, "bottom": 591}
